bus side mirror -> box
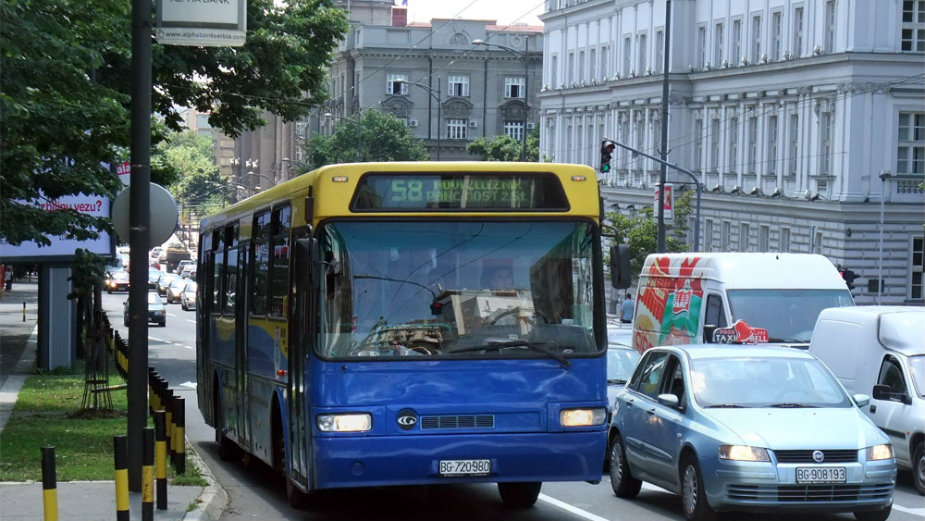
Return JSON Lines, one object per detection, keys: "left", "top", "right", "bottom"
{"left": 610, "top": 244, "right": 631, "bottom": 289}
{"left": 296, "top": 237, "right": 321, "bottom": 284}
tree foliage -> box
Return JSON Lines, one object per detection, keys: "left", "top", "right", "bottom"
{"left": 160, "top": 131, "right": 231, "bottom": 217}
{"left": 604, "top": 187, "right": 694, "bottom": 282}
{"left": 466, "top": 128, "right": 540, "bottom": 161}
{"left": 1, "top": 0, "right": 348, "bottom": 247}
{"left": 303, "top": 110, "right": 430, "bottom": 168}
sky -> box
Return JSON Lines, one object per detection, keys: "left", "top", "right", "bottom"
{"left": 403, "top": 0, "right": 544, "bottom": 27}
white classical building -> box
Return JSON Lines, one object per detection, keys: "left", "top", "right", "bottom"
{"left": 539, "top": 0, "right": 924, "bottom": 305}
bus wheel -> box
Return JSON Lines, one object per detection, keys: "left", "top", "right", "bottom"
{"left": 498, "top": 482, "right": 541, "bottom": 508}
{"left": 286, "top": 477, "right": 312, "bottom": 510}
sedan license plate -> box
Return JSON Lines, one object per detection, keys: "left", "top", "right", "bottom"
{"left": 439, "top": 459, "right": 491, "bottom": 476}
{"left": 796, "top": 467, "right": 846, "bottom": 483}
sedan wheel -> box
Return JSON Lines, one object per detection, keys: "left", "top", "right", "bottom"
{"left": 681, "top": 456, "right": 717, "bottom": 521}
{"left": 913, "top": 441, "right": 925, "bottom": 495}
{"left": 609, "top": 433, "right": 641, "bottom": 498}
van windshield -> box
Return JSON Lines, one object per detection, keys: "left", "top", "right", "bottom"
{"left": 726, "top": 289, "right": 854, "bottom": 343}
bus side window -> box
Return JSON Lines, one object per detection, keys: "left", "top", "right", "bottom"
{"left": 704, "top": 294, "right": 727, "bottom": 329}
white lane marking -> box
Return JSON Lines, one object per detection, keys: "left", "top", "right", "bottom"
{"left": 148, "top": 336, "right": 194, "bottom": 349}
{"left": 894, "top": 504, "right": 925, "bottom": 516}
{"left": 179, "top": 381, "right": 197, "bottom": 389}
{"left": 185, "top": 319, "right": 196, "bottom": 325}
{"left": 538, "top": 494, "right": 610, "bottom": 521}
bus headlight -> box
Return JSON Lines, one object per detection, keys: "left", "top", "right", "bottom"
{"left": 559, "top": 407, "right": 606, "bottom": 427}
{"left": 866, "top": 444, "right": 893, "bottom": 461}
{"left": 316, "top": 413, "right": 372, "bottom": 432}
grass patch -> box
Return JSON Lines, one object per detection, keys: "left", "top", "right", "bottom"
{"left": 0, "top": 370, "right": 202, "bottom": 485}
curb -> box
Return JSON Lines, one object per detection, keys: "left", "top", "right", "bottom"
{"left": 182, "top": 442, "right": 228, "bottom": 521}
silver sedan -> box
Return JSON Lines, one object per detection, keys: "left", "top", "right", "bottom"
{"left": 607, "top": 343, "right": 895, "bottom": 521}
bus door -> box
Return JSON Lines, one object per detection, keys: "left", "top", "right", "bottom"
{"left": 234, "top": 243, "right": 249, "bottom": 448}
{"left": 287, "top": 229, "right": 313, "bottom": 491}
{"left": 197, "top": 246, "right": 213, "bottom": 422}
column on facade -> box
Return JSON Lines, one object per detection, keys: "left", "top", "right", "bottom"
{"left": 798, "top": 87, "right": 812, "bottom": 196}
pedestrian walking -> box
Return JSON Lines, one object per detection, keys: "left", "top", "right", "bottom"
{"left": 619, "top": 292, "right": 634, "bottom": 324}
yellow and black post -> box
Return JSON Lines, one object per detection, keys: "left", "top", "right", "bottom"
{"left": 154, "top": 410, "right": 167, "bottom": 510}
{"left": 174, "top": 397, "right": 185, "bottom": 474}
{"left": 114, "top": 435, "right": 130, "bottom": 521}
{"left": 142, "top": 428, "right": 154, "bottom": 521}
{"left": 41, "top": 446, "right": 58, "bottom": 521}
{"left": 165, "top": 390, "right": 174, "bottom": 465}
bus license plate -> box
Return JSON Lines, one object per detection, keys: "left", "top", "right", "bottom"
{"left": 796, "top": 467, "right": 846, "bottom": 483}
{"left": 439, "top": 459, "right": 491, "bottom": 476}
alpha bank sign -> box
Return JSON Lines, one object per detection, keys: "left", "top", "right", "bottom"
{"left": 156, "top": 0, "right": 246, "bottom": 47}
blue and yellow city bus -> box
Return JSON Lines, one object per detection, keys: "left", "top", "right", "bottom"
{"left": 196, "top": 162, "right": 609, "bottom": 508}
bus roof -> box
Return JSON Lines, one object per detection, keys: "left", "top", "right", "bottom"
{"left": 640, "top": 252, "right": 848, "bottom": 290}
{"left": 201, "top": 162, "right": 601, "bottom": 233}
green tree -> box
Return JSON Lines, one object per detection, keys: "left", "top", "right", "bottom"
{"left": 159, "top": 131, "right": 231, "bottom": 217}
{"left": 304, "top": 110, "right": 429, "bottom": 168}
{"left": 604, "top": 187, "right": 693, "bottom": 281}
{"left": 466, "top": 128, "right": 540, "bottom": 161}
{"left": 1, "top": 0, "right": 348, "bottom": 247}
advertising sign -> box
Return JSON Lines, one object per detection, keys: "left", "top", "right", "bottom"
{"left": 156, "top": 0, "right": 247, "bottom": 47}
{"left": 0, "top": 193, "right": 112, "bottom": 262}
{"left": 653, "top": 183, "right": 673, "bottom": 222}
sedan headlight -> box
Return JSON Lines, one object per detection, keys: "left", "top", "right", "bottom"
{"left": 559, "top": 407, "right": 607, "bottom": 427}
{"left": 866, "top": 444, "right": 893, "bottom": 461}
{"left": 719, "top": 445, "right": 770, "bottom": 462}
{"left": 316, "top": 413, "right": 372, "bottom": 432}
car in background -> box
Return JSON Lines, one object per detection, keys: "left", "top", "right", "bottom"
{"left": 105, "top": 270, "right": 130, "bottom": 293}
{"left": 180, "top": 262, "right": 195, "bottom": 280}
{"left": 156, "top": 273, "right": 179, "bottom": 296}
{"left": 148, "top": 268, "right": 163, "bottom": 289}
{"left": 166, "top": 277, "right": 187, "bottom": 304}
{"left": 177, "top": 259, "right": 194, "bottom": 277}
{"left": 607, "top": 343, "right": 895, "bottom": 521}
{"left": 124, "top": 291, "right": 167, "bottom": 327}
{"left": 180, "top": 281, "right": 197, "bottom": 311}
{"left": 606, "top": 342, "right": 640, "bottom": 404}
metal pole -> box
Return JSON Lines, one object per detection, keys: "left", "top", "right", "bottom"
{"left": 878, "top": 171, "right": 891, "bottom": 304}
{"left": 128, "top": 0, "right": 152, "bottom": 492}
{"left": 437, "top": 80, "right": 442, "bottom": 161}
{"left": 656, "top": 0, "right": 672, "bottom": 253}
{"left": 521, "top": 35, "right": 529, "bottom": 162}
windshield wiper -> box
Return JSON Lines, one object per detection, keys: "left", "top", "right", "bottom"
{"left": 449, "top": 340, "right": 571, "bottom": 368}
{"left": 607, "top": 378, "right": 628, "bottom": 385}
{"left": 705, "top": 404, "right": 750, "bottom": 408}
{"left": 767, "top": 403, "right": 818, "bottom": 408}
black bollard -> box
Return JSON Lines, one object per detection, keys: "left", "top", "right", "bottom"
{"left": 41, "top": 446, "right": 58, "bottom": 521}
{"left": 155, "top": 411, "right": 167, "bottom": 510}
{"left": 114, "top": 435, "right": 129, "bottom": 521}
{"left": 142, "top": 428, "right": 154, "bottom": 521}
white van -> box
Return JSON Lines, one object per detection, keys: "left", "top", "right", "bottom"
{"left": 809, "top": 306, "right": 925, "bottom": 495}
{"left": 628, "top": 253, "right": 854, "bottom": 351}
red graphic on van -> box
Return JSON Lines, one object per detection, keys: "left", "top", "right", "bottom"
{"left": 711, "top": 320, "right": 769, "bottom": 344}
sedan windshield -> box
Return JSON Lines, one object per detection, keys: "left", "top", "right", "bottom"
{"left": 318, "top": 220, "right": 599, "bottom": 360}
{"left": 726, "top": 289, "right": 854, "bottom": 343}
{"left": 690, "top": 356, "right": 851, "bottom": 408}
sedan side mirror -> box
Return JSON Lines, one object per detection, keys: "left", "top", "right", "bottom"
{"left": 657, "top": 393, "right": 680, "bottom": 409}
{"left": 852, "top": 394, "right": 870, "bottom": 408}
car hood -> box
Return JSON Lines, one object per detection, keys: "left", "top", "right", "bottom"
{"left": 706, "top": 407, "right": 888, "bottom": 450}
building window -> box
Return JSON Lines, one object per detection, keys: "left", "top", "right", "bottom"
{"left": 759, "top": 225, "right": 770, "bottom": 251}
{"left": 751, "top": 15, "right": 762, "bottom": 63}
{"left": 792, "top": 7, "right": 804, "bottom": 58}
{"left": 446, "top": 118, "right": 468, "bottom": 140}
{"left": 711, "top": 117, "right": 721, "bottom": 172}
{"left": 505, "top": 76, "right": 526, "bottom": 98}
{"left": 714, "top": 22, "right": 724, "bottom": 66}
{"left": 698, "top": 26, "right": 707, "bottom": 68}
{"left": 728, "top": 116, "right": 739, "bottom": 173}
{"left": 568, "top": 52, "right": 575, "bottom": 84}
{"left": 637, "top": 34, "right": 647, "bottom": 74}
{"left": 813, "top": 229, "right": 824, "bottom": 254}
{"left": 788, "top": 113, "right": 799, "bottom": 175}
{"left": 819, "top": 110, "right": 834, "bottom": 175}
{"left": 589, "top": 48, "right": 596, "bottom": 80}
{"left": 902, "top": 0, "right": 925, "bottom": 51}
{"left": 747, "top": 114, "right": 758, "bottom": 173}
{"left": 722, "top": 221, "right": 731, "bottom": 251}
{"left": 780, "top": 227, "right": 791, "bottom": 252}
{"left": 550, "top": 54, "right": 558, "bottom": 88}
{"left": 386, "top": 73, "right": 408, "bottom": 95}
{"left": 739, "top": 223, "right": 750, "bottom": 251}
{"left": 771, "top": 12, "right": 782, "bottom": 60}
{"left": 897, "top": 112, "right": 925, "bottom": 175}
{"left": 767, "top": 114, "right": 779, "bottom": 174}
{"left": 578, "top": 50, "right": 586, "bottom": 82}
{"left": 504, "top": 120, "right": 525, "bottom": 141}
{"left": 448, "top": 75, "right": 469, "bottom": 97}
{"left": 623, "top": 36, "right": 632, "bottom": 76}
{"left": 705, "top": 220, "right": 714, "bottom": 252}
{"left": 600, "top": 46, "right": 609, "bottom": 79}
{"left": 732, "top": 19, "right": 742, "bottom": 64}
{"left": 694, "top": 118, "right": 703, "bottom": 171}
{"left": 911, "top": 236, "right": 924, "bottom": 300}
{"left": 824, "top": 0, "right": 836, "bottom": 53}
{"left": 655, "top": 31, "right": 664, "bottom": 73}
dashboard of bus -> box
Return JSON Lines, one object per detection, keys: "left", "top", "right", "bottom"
{"left": 317, "top": 219, "right": 601, "bottom": 362}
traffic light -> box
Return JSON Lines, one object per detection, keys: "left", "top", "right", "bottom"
{"left": 600, "top": 140, "right": 615, "bottom": 173}
{"left": 838, "top": 266, "right": 857, "bottom": 290}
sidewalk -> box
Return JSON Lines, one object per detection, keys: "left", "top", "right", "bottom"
{"left": 0, "top": 281, "right": 225, "bottom": 520}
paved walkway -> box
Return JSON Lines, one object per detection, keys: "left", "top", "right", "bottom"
{"left": 0, "top": 282, "right": 226, "bottom": 520}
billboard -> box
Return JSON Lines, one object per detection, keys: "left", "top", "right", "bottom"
{"left": 0, "top": 193, "right": 113, "bottom": 262}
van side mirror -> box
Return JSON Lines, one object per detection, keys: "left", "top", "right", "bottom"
{"left": 610, "top": 244, "right": 632, "bottom": 289}
{"left": 872, "top": 385, "right": 891, "bottom": 401}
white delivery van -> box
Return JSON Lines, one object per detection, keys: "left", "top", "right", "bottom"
{"left": 809, "top": 306, "right": 925, "bottom": 495}
{"left": 629, "top": 253, "right": 854, "bottom": 351}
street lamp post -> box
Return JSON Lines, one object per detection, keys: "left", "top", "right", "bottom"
{"left": 473, "top": 36, "right": 530, "bottom": 162}
{"left": 244, "top": 171, "right": 274, "bottom": 193}
{"left": 399, "top": 79, "right": 442, "bottom": 160}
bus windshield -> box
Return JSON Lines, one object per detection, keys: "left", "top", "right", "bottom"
{"left": 319, "top": 220, "right": 599, "bottom": 360}
{"left": 726, "top": 289, "right": 854, "bottom": 343}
